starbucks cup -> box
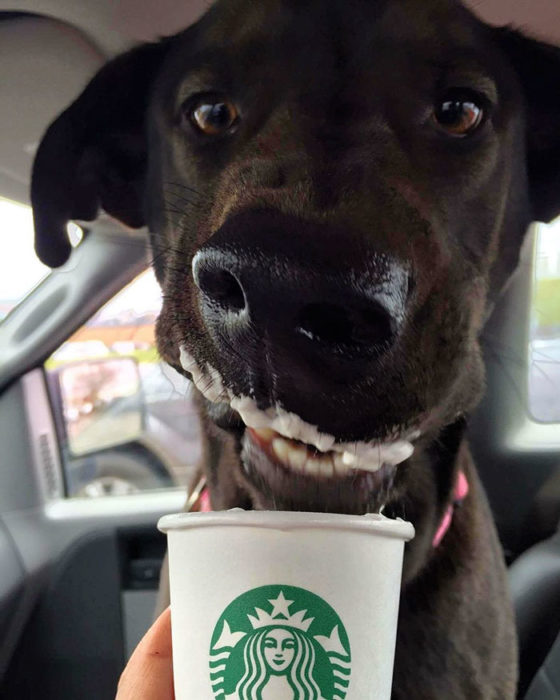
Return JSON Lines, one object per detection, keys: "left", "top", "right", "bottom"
{"left": 158, "top": 510, "right": 414, "bottom": 700}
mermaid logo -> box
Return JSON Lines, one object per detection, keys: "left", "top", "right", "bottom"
{"left": 209, "top": 585, "right": 351, "bottom": 699}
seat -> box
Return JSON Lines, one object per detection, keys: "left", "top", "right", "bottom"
{"left": 525, "top": 631, "right": 560, "bottom": 699}
{"left": 509, "top": 529, "right": 560, "bottom": 698}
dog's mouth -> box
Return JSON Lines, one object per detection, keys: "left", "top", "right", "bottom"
{"left": 180, "top": 346, "right": 419, "bottom": 512}
{"left": 240, "top": 427, "right": 410, "bottom": 513}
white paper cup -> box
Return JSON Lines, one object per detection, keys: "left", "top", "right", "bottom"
{"left": 158, "top": 510, "right": 414, "bottom": 700}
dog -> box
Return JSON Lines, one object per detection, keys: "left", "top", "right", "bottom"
{"left": 30, "top": 0, "right": 560, "bottom": 696}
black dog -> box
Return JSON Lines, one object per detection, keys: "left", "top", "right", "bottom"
{"left": 31, "top": 0, "right": 560, "bottom": 696}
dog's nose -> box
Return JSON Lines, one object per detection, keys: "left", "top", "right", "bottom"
{"left": 192, "top": 210, "right": 409, "bottom": 366}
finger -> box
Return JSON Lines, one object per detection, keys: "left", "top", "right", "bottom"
{"left": 116, "top": 607, "right": 174, "bottom": 700}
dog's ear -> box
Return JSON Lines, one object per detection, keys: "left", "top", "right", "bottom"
{"left": 498, "top": 29, "right": 560, "bottom": 224}
{"left": 31, "top": 39, "right": 173, "bottom": 267}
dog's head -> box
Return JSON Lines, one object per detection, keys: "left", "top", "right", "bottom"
{"left": 32, "top": 0, "right": 560, "bottom": 515}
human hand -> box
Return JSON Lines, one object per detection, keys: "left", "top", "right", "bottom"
{"left": 116, "top": 607, "right": 175, "bottom": 700}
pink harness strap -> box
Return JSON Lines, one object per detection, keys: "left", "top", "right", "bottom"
{"left": 432, "top": 470, "right": 469, "bottom": 548}
{"left": 197, "top": 470, "right": 469, "bottom": 548}
{"left": 199, "top": 488, "right": 212, "bottom": 512}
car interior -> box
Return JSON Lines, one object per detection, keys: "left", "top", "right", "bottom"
{"left": 0, "top": 1, "right": 559, "bottom": 698}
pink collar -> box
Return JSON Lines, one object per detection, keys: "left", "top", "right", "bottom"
{"left": 432, "top": 470, "right": 469, "bottom": 548}
{"left": 196, "top": 470, "right": 469, "bottom": 548}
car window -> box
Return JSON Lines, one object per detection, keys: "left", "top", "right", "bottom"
{"left": 529, "top": 217, "right": 560, "bottom": 422}
{"left": 0, "top": 197, "right": 83, "bottom": 322}
{"left": 0, "top": 198, "right": 49, "bottom": 321}
{"left": 45, "top": 269, "right": 202, "bottom": 498}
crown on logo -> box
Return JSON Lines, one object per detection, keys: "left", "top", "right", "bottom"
{"left": 247, "top": 591, "right": 314, "bottom": 632}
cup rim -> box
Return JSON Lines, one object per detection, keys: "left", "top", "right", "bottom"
{"left": 158, "top": 509, "right": 415, "bottom": 541}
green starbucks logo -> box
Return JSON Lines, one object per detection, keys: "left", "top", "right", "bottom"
{"left": 209, "top": 584, "right": 351, "bottom": 699}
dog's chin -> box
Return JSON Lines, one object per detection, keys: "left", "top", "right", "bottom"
{"left": 238, "top": 428, "right": 399, "bottom": 515}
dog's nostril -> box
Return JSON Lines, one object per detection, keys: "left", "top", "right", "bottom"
{"left": 297, "top": 304, "right": 353, "bottom": 345}
{"left": 296, "top": 302, "right": 394, "bottom": 354}
{"left": 194, "top": 266, "right": 245, "bottom": 312}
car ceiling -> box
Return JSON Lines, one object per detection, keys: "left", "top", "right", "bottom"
{"left": 0, "top": 0, "right": 559, "bottom": 208}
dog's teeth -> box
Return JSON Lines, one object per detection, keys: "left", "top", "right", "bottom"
{"left": 333, "top": 453, "right": 348, "bottom": 475}
{"left": 317, "top": 455, "right": 334, "bottom": 477}
{"left": 272, "top": 436, "right": 333, "bottom": 476}
{"left": 304, "top": 457, "right": 321, "bottom": 476}
{"left": 272, "top": 438, "right": 290, "bottom": 463}
{"left": 341, "top": 450, "right": 384, "bottom": 473}
{"left": 361, "top": 462, "right": 383, "bottom": 473}
{"left": 286, "top": 444, "right": 308, "bottom": 472}
{"left": 252, "top": 428, "right": 276, "bottom": 442}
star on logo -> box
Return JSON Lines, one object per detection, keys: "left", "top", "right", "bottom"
{"left": 268, "top": 591, "right": 294, "bottom": 619}
{"left": 247, "top": 590, "right": 315, "bottom": 631}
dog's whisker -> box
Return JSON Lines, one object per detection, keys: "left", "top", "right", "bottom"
{"left": 163, "top": 198, "right": 205, "bottom": 212}
{"left": 163, "top": 180, "right": 203, "bottom": 196}
{"left": 163, "top": 187, "right": 203, "bottom": 203}
{"left": 479, "top": 336, "right": 556, "bottom": 408}
{"left": 483, "top": 345, "right": 532, "bottom": 417}
{"left": 214, "top": 387, "right": 230, "bottom": 404}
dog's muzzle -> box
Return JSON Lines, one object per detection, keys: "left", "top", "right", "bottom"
{"left": 187, "top": 209, "right": 417, "bottom": 508}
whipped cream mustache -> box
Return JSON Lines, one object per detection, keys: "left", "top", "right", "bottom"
{"left": 179, "top": 346, "right": 417, "bottom": 473}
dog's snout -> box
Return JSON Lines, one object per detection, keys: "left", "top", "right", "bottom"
{"left": 193, "top": 211, "right": 408, "bottom": 376}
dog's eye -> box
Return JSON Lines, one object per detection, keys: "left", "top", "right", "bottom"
{"left": 187, "top": 96, "right": 239, "bottom": 136}
{"left": 433, "top": 91, "right": 484, "bottom": 137}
